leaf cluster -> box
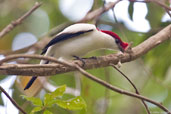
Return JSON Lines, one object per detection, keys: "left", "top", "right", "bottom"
{"left": 22, "top": 85, "right": 86, "bottom": 114}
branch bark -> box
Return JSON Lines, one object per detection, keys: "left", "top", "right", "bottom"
{"left": 0, "top": 2, "right": 42, "bottom": 39}
{"left": 78, "top": 0, "right": 120, "bottom": 23}
{"left": 0, "top": 86, "right": 26, "bottom": 114}
{"left": 110, "top": 64, "right": 150, "bottom": 114}
{"left": 0, "top": 0, "right": 170, "bottom": 113}
{"left": 0, "top": 24, "right": 170, "bottom": 76}
{"left": 74, "top": 64, "right": 170, "bottom": 113}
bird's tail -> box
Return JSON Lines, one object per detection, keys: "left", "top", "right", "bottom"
{"left": 24, "top": 59, "right": 49, "bottom": 90}
{"left": 24, "top": 76, "right": 37, "bottom": 90}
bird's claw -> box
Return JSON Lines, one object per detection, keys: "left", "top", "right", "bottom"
{"left": 117, "top": 42, "right": 133, "bottom": 67}
{"left": 73, "top": 56, "right": 85, "bottom": 67}
{"left": 89, "top": 56, "right": 97, "bottom": 59}
{"left": 125, "top": 42, "right": 133, "bottom": 54}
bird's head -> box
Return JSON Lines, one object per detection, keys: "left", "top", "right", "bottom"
{"left": 100, "top": 30, "right": 128, "bottom": 52}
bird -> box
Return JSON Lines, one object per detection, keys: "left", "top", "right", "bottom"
{"left": 24, "top": 23, "right": 128, "bottom": 90}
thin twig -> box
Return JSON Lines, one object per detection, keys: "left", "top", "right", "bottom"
{"left": 0, "top": 2, "right": 42, "bottom": 39}
{"left": 73, "top": 65, "right": 171, "bottom": 113}
{"left": 127, "top": 0, "right": 171, "bottom": 11}
{"left": 78, "top": 0, "right": 121, "bottom": 23}
{"left": 149, "top": 0, "right": 171, "bottom": 11}
{"left": 165, "top": 8, "right": 171, "bottom": 18}
{"left": 0, "top": 54, "right": 72, "bottom": 67}
{"left": 110, "top": 64, "right": 150, "bottom": 114}
{"left": 0, "top": 55, "right": 170, "bottom": 113}
{"left": 0, "top": 86, "right": 26, "bottom": 114}
{"left": 0, "top": 1, "right": 120, "bottom": 55}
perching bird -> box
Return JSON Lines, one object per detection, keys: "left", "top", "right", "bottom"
{"left": 24, "top": 23, "right": 128, "bottom": 90}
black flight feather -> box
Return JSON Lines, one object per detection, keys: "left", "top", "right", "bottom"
{"left": 24, "top": 76, "right": 37, "bottom": 90}
{"left": 41, "top": 29, "right": 94, "bottom": 55}
{"left": 24, "top": 29, "right": 93, "bottom": 90}
{"left": 24, "top": 61, "right": 49, "bottom": 90}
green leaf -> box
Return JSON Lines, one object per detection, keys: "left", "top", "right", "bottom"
{"left": 30, "top": 107, "right": 42, "bottom": 114}
{"left": 128, "top": 2, "right": 134, "bottom": 21}
{"left": 44, "top": 85, "right": 66, "bottom": 106}
{"left": 21, "top": 95, "right": 42, "bottom": 106}
{"left": 44, "top": 93, "right": 57, "bottom": 107}
{"left": 51, "top": 85, "right": 66, "bottom": 97}
{"left": 56, "top": 96, "right": 87, "bottom": 110}
{"left": 43, "top": 109, "right": 53, "bottom": 114}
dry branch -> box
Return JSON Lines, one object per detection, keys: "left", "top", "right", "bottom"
{"left": 0, "top": 2, "right": 42, "bottom": 39}
{"left": 0, "top": 24, "right": 170, "bottom": 76}
{"left": 0, "top": 1, "right": 120, "bottom": 55}
{"left": 0, "top": 24, "right": 170, "bottom": 113}
{"left": 0, "top": 0, "right": 170, "bottom": 113}
{"left": 110, "top": 64, "right": 150, "bottom": 114}
{"left": 1, "top": 57, "right": 170, "bottom": 112}
{"left": 78, "top": 0, "right": 120, "bottom": 22}
{"left": 74, "top": 64, "right": 170, "bottom": 113}
{"left": 0, "top": 86, "right": 26, "bottom": 114}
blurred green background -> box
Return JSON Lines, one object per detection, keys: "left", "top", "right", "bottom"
{"left": 0, "top": 0, "right": 171, "bottom": 114}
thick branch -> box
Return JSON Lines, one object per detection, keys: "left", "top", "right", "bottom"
{"left": 0, "top": 24, "right": 170, "bottom": 76}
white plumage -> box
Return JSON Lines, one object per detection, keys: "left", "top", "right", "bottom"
{"left": 24, "top": 23, "right": 127, "bottom": 90}
{"left": 43, "top": 23, "right": 117, "bottom": 62}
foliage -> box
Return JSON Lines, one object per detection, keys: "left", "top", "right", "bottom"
{"left": 22, "top": 85, "right": 86, "bottom": 114}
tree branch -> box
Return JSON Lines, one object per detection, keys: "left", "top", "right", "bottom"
{"left": 0, "top": 86, "right": 26, "bottom": 114}
{"left": 78, "top": 0, "right": 121, "bottom": 23}
{"left": 0, "top": 0, "right": 170, "bottom": 113}
{"left": 110, "top": 64, "right": 150, "bottom": 114}
{"left": 0, "top": 1, "right": 120, "bottom": 55}
{"left": 0, "top": 24, "right": 170, "bottom": 76}
{"left": 1, "top": 56, "right": 170, "bottom": 112}
{"left": 0, "top": 24, "right": 170, "bottom": 113}
{"left": 0, "top": 2, "right": 42, "bottom": 39}
{"left": 73, "top": 64, "right": 170, "bottom": 113}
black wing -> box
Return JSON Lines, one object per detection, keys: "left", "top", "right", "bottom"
{"left": 24, "top": 61, "right": 49, "bottom": 90}
{"left": 41, "top": 29, "right": 94, "bottom": 55}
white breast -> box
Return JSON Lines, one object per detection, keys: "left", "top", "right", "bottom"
{"left": 44, "top": 23, "right": 118, "bottom": 61}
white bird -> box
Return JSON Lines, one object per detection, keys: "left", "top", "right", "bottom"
{"left": 24, "top": 23, "right": 128, "bottom": 90}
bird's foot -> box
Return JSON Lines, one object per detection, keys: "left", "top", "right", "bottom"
{"left": 89, "top": 56, "right": 97, "bottom": 59}
{"left": 125, "top": 42, "right": 133, "bottom": 54}
{"left": 116, "top": 42, "right": 133, "bottom": 68}
{"left": 73, "top": 56, "right": 85, "bottom": 67}
{"left": 81, "top": 56, "right": 97, "bottom": 60}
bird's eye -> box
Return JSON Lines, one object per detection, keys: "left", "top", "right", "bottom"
{"left": 115, "top": 39, "right": 120, "bottom": 44}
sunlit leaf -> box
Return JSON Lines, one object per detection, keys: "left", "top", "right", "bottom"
{"left": 43, "top": 109, "right": 53, "bottom": 114}
{"left": 56, "top": 96, "right": 87, "bottom": 110}
{"left": 22, "top": 95, "right": 42, "bottom": 106}
{"left": 31, "top": 106, "right": 42, "bottom": 114}
{"left": 44, "top": 85, "right": 66, "bottom": 106}
{"left": 44, "top": 93, "right": 57, "bottom": 107}
{"left": 51, "top": 85, "right": 66, "bottom": 97}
